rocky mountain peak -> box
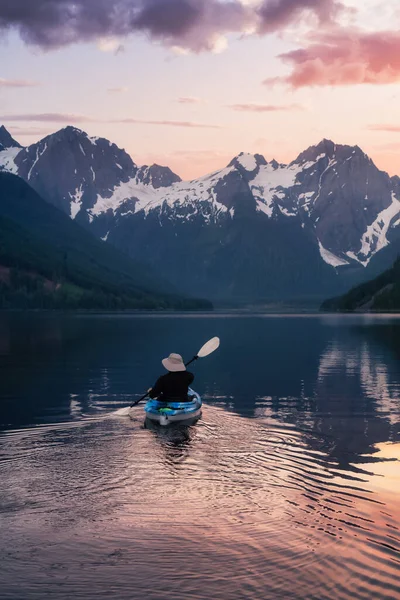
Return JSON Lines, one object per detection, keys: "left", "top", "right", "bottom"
{"left": 0, "top": 125, "right": 22, "bottom": 151}
{"left": 8, "top": 126, "right": 138, "bottom": 217}
{"left": 294, "top": 139, "right": 369, "bottom": 169}
{"left": 136, "top": 164, "right": 181, "bottom": 188}
{"left": 57, "top": 125, "right": 83, "bottom": 136}
{"left": 228, "top": 152, "right": 268, "bottom": 173}
{"left": 294, "top": 139, "right": 336, "bottom": 166}
{"left": 269, "top": 159, "right": 283, "bottom": 170}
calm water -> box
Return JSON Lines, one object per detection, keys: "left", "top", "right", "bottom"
{"left": 0, "top": 313, "right": 399, "bottom": 600}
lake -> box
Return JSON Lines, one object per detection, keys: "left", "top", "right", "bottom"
{"left": 0, "top": 313, "right": 399, "bottom": 600}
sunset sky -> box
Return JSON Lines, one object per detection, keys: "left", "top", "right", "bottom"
{"left": 1, "top": 0, "right": 400, "bottom": 180}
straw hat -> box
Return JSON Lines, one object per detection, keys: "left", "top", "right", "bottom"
{"left": 162, "top": 353, "right": 186, "bottom": 372}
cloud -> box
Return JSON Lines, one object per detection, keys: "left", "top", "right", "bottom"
{"left": 264, "top": 29, "right": 400, "bottom": 88}
{"left": 0, "top": 113, "right": 220, "bottom": 128}
{"left": 229, "top": 102, "right": 303, "bottom": 112}
{"left": 0, "top": 78, "right": 39, "bottom": 88}
{"left": 374, "top": 141, "right": 400, "bottom": 150}
{"left": 257, "top": 0, "right": 342, "bottom": 34}
{"left": 177, "top": 96, "right": 203, "bottom": 104}
{"left": 368, "top": 124, "right": 400, "bottom": 133}
{"left": 114, "top": 117, "right": 221, "bottom": 128}
{"left": 108, "top": 86, "right": 129, "bottom": 93}
{"left": 8, "top": 125, "right": 52, "bottom": 136}
{"left": 0, "top": 0, "right": 344, "bottom": 52}
{"left": 97, "top": 37, "right": 125, "bottom": 53}
{"left": 0, "top": 113, "right": 97, "bottom": 122}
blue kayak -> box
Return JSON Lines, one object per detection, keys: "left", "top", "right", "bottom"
{"left": 144, "top": 388, "right": 202, "bottom": 426}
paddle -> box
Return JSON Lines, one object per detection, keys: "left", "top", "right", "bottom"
{"left": 130, "top": 336, "right": 220, "bottom": 408}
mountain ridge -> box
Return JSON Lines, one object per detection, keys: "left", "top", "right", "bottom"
{"left": 2, "top": 125, "right": 400, "bottom": 302}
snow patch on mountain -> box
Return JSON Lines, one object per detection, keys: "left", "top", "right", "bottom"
{"left": 70, "top": 184, "right": 84, "bottom": 219}
{"left": 27, "top": 143, "right": 47, "bottom": 181}
{"left": 250, "top": 162, "right": 301, "bottom": 216}
{"left": 195, "top": 165, "right": 235, "bottom": 186}
{"left": 91, "top": 180, "right": 153, "bottom": 216}
{"left": 353, "top": 193, "right": 400, "bottom": 265}
{"left": 279, "top": 206, "right": 297, "bottom": 218}
{"left": 141, "top": 175, "right": 232, "bottom": 220}
{"left": 91, "top": 165, "right": 236, "bottom": 222}
{"left": 236, "top": 153, "right": 258, "bottom": 172}
{"left": 318, "top": 241, "right": 349, "bottom": 267}
{"left": 299, "top": 191, "right": 315, "bottom": 202}
{"left": 299, "top": 153, "right": 326, "bottom": 171}
{"left": 0, "top": 147, "right": 21, "bottom": 174}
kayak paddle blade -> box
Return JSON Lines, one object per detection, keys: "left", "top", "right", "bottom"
{"left": 197, "top": 336, "right": 220, "bottom": 358}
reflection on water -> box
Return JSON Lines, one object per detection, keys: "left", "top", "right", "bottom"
{"left": 0, "top": 313, "right": 399, "bottom": 600}
{"left": 1, "top": 410, "right": 399, "bottom": 600}
{"left": 318, "top": 339, "right": 400, "bottom": 424}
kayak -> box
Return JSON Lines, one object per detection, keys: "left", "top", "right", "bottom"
{"left": 144, "top": 388, "right": 202, "bottom": 426}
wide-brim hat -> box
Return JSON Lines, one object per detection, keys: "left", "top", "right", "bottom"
{"left": 162, "top": 353, "right": 186, "bottom": 372}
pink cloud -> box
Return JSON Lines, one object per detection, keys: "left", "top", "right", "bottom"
{"left": 108, "top": 87, "right": 129, "bottom": 93}
{"left": 0, "top": 113, "right": 96, "bottom": 122}
{"left": 0, "top": 78, "right": 39, "bottom": 87}
{"left": 0, "top": 113, "right": 220, "bottom": 129}
{"left": 264, "top": 29, "right": 400, "bottom": 88}
{"left": 368, "top": 124, "right": 400, "bottom": 133}
{"left": 114, "top": 118, "right": 221, "bottom": 128}
{"left": 8, "top": 125, "right": 52, "bottom": 136}
{"left": 229, "top": 103, "right": 303, "bottom": 112}
{"left": 177, "top": 97, "right": 203, "bottom": 104}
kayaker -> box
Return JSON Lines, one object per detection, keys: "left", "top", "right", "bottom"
{"left": 148, "top": 353, "right": 194, "bottom": 402}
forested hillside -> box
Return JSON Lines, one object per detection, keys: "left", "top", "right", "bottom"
{"left": 0, "top": 173, "right": 212, "bottom": 310}
{"left": 321, "top": 258, "right": 400, "bottom": 312}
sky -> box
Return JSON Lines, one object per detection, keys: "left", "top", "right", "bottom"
{"left": 1, "top": 0, "right": 400, "bottom": 180}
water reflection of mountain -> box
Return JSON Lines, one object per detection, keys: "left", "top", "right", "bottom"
{"left": 1, "top": 314, "right": 400, "bottom": 470}
{"left": 308, "top": 337, "right": 400, "bottom": 468}
{"left": 208, "top": 319, "right": 400, "bottom": 469}
{"left": 318, "top": 339, "right": 400, "bottom": 426}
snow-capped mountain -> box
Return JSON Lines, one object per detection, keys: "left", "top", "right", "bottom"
{"left": 88, "top": 138, "right": 400, "bottom": 271}
{"left": 0, "top": 126, "right": 181, "bottom": 219}
{"left": 1, "top": 125, "right": 400, "bottom": 301}
{"left": 0, "top": 126, "right": 140, "bottom": 217}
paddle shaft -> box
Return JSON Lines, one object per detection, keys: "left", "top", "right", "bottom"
{"left": 130, "top": 356, "right": 198, "bottom": 408}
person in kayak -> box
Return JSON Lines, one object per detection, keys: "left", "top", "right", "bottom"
{"left": 148, "top": 353, "right": 194, "bottom": 402}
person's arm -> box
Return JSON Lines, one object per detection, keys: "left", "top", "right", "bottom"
{"left": 148, "top": 376, "right": 164, "bottom": 399}
{"left": 187, "top": 372, "right": 194, "bottom": 385}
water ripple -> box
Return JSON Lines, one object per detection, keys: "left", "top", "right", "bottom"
{"left": 0, "top": 405, "right": 399, "bottom": 600}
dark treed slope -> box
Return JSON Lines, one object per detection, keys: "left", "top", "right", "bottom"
{"left": 0, "top": 172, "right": 212, "bottom": 310}
{"left": 321, "top": 258, "right": 400, "bottom": 312}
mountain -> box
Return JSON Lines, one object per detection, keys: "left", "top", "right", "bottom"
{"left": 2, "top": 126, "right": 400, "bottom": 302}
{"left": 0, "top": 171, "right": 212, "bottom": 310}
{"left": 321, "top": 258, "right": 400, "bottom": 312}
{"left": 0, "top": 126, "right": 181, "bottom": 218}
{"left": 0, "top": 125, "right": 22, "bottom": 151}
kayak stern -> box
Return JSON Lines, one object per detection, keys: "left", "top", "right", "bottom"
{"left": 144, "top": 388, "right": 202, "bottom": 426}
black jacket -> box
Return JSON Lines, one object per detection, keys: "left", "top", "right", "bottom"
{"left": 149, "top": 371, "right": 195, "bottom": 401}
